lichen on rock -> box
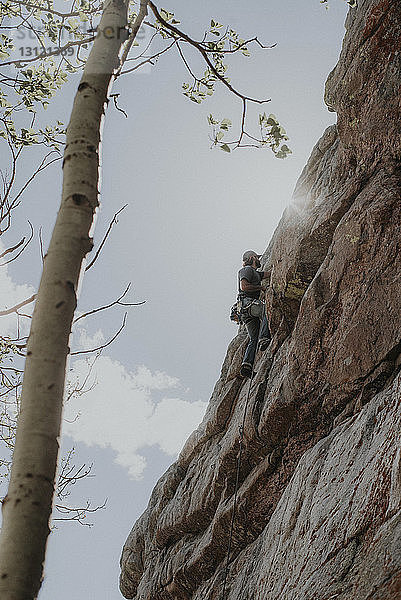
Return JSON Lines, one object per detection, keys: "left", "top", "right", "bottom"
{"left": 120, "top": 1, "right": 401, "bottom": 598}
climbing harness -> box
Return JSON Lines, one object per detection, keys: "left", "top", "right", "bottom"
{"left": 221, "top": 369, "right": 255, "bottom": 600}
{"left": 230, "top": 297, "right": 265, "bottom": 324}
{"left": 245, "top": 298, "right": 264, "bottom": 319}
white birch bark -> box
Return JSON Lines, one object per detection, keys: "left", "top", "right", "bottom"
{"left": 0, "top": 1, "right": 147, "bottom": 597}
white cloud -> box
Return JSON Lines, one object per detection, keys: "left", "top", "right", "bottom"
{"left": 0, "top": 260, "right": 207, "bottom": 480}
{"left": 63, "top": 355, "right": 207, "bottom": 479}
{"left": 75, "top": 328, "right": 105, "bottom": 351}
{"left": 132, "top": 365, "right": 179, "bottom": 390}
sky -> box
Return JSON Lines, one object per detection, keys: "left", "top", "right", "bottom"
{"left": 0, "top": 0, "right": 349, "bottom": 597}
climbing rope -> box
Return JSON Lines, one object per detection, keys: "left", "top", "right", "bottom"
{"left": 221, "top": 370, "right": 255, "bottom": 600}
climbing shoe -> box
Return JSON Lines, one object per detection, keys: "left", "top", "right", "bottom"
{"left": 258, "top": 338, "right": 271, "bottom": 352}
{"left": 240, "top": 363, "right": 253, "bottom": 379}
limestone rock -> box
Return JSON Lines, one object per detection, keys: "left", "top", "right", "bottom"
{"left": 120, "top": 1, "right": 401, "bottom": 598}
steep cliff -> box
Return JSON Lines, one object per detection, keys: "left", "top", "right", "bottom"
{"left": 120, "top": 1, "right": 401, "bottom": 598}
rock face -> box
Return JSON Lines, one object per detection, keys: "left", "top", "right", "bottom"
{"left": 120, "top": 1, "right": 401, "bottom": 598}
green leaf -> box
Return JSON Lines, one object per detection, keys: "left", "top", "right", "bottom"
{"left": 220, "top": 144, "right": 231, "bottom": 153}
{"left": 266, "top": 113, "right": 279, "bottom": 126}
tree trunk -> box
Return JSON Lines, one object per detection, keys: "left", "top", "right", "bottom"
{"left": 0, "top": 1, "right": 146, "bottom": 597}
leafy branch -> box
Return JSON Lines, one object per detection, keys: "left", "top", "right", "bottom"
{"left": 141, "top": 2, "right": 291, "bottom": 156}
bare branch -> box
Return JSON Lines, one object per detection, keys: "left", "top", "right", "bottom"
{"left": 0, "top": 295, "right": 36, "bottom": 317}
{"left": 14, "top": 312, "right": 32, "bottom": 320}
{"left": 127, "top": 30, "right": 158, "bottom": 62}
{"left": 120, "top": 39, "right": 176, "bottom": 76}
{"left": 1, "top": 221, "right": 34, "bottom": 266}
{"left": 12, "top": 152, "right": 62, "bottom": 208}
{"left": 65, "top": 353, "right": 99, "bottom": 405}
{"left": 74, "top": 283, "right": 145, "bottom": 324}
{"left": 176, "top": 42, "right": 197, "bottom": 81}
{"left": 238, "top": 98, "right": 247, "bottom": 147}
{"left": 109, "top": 94, "right": 128, "bottom": 118}
{"left": 0, "top": 237, "right": 25, "bottom": 260}
{"left": 57, "top": 457, "right": 95, "bottom": 499}
{"left": 71, "top": 313, "right": 127, "bottom": 356}
{"left": 53, "top": 498, "right": 107, "bottom": 526}
{"left": 85, "top": 204, "right": 128, "bottom": 271}
{"left": 0, "top": 126, "right": 59, "bottom": 235}
{"left": 38, "top": 227, "right": 44, "bottom": 263}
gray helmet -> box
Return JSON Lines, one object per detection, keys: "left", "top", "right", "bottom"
{"left": 242, "top": 250, "right": 261, "bottom": 262}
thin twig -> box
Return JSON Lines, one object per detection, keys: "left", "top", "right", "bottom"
{"left": 126, "top": 30, "right": 158, "bottom": 62}
{"left": 38, "top": 227, "right": 45, "bottom": 263}
{"left": 237, "top": 98, "right": 247, "bottom": 147}
{"left": 120, "top": 39, "right": 176, "bottom": 75}
{"left": 1, "top": 221, "right": 34, "bottom": 266}
{"left": 73, "top": 283, "right": 145, "bottom": 323}
{"left": 12, "top": 152, "right": 62, "bottom": 208}
{"left": 109, "top": 94, "right": 128, "bottom": 118}
{"left": 53, "top": 498, "right": 107, "bottom": 526}
{"left": 71, "top": 313, "right": 127, "bottom": 355}
{"left": 0, "top": 237, "right": 25, "bottom": 260}
{"left": 176, "top": 42, "right": 197, "bottom": 81}
{"left": 65, "top": 353, "right": 99, "bottom": 405}
{"left": 85, "top": 204, "right": 128, "bottom": 271}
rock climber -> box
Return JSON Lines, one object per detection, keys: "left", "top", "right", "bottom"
{"left": 238, "top": 250, "right": 271, "bottom": 378}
